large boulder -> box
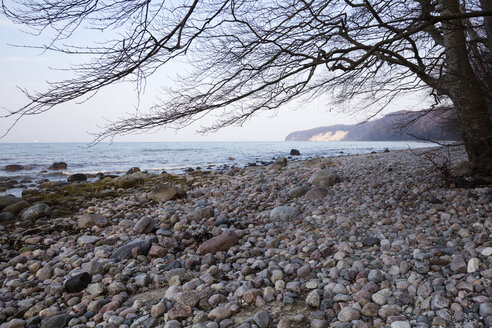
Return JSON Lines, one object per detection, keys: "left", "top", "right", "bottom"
{"left": 0, "top": 212, "right": 14, "bottom": 223}
{"left": 0, "top": 194, "right": 21, "bottom": 210}
{"left": 21, "top": 203, "right": 50, "bottom": 221}
{"left": 49, "top": 162, "right": 67, "bottom": 170}
{"left": 2, "top": 200, "right": 31, "bottom": 215}
{"left": 305, "top": 187, "right": 328, "bottom": 201}
{"left": 308, "top": 170, "right": 339, "bottom": 188}
{"left": 126, "top": 167, "right": 141, "bottom": 174}
{"left": 150, "top": 184, "right": 180, "bottom": 202}
{"left": 5, "top": 164, "right": 24, "bottom": 171}
{"left": 270, "top": 206, "right": 299, "bottom": 221}
{"left": 287, "top": 185, "right": 310, "bottom": 198}
{"left": 67, "top": 173, "right": 87, "bottom": 183}
{"left": 78, "top": 213, "right": 108, "bottom": 229}
{"left": 114, "top": 172, "right": 149, "bottom": 189}
{"left": 197, "top": 230, "right": 239, "bottom": 254}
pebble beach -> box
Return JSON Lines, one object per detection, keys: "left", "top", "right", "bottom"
{"left": 0, "top": 146, "right": 491, "bottom": 328}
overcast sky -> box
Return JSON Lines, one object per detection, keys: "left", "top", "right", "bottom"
{"left": 0, "top": 17, "right": 427, "bottom": 143}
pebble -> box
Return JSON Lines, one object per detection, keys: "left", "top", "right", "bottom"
{"left": 467, "top": 258, "right": 480, "bottom": 273}
{"left": 208, "top": 307, "right": 231, "bottom": 320}
{"left": 480, "top": 303, "right": 492, "bottom": 317}
{"left": 337, "top": 307, "right": 360, "bottom": 322}
{"left": 391, "top": 322, "right": 411, "bottom": 328}
{"left": 306, "top": 290, "right": 320, "bottom": 307}
{"left": 252, "top": 311, "right": 270, "bottom": 328}
{"left": 481, "top": 247, "right": 492, "bottom": 256}
{"left": 197, "top": 230, "right": 239, "bottom": 254}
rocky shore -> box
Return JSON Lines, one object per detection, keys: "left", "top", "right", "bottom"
{"left": 0, "top": 146, "right": 490, "bottom": 328}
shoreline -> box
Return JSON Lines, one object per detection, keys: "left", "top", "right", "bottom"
{"left": 0, "top": 141, "right": 438, "bottom": 197}
{"left": 0, "top": 145, "right": 491, "bottom": 328}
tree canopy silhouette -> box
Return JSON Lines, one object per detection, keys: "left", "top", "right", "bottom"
{"left": 2, "top": 0, "right": 492, "bottom": 177}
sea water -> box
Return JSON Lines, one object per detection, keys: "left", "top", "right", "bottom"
{"left": 0, "top": 141, "right": 435, "bottom": 195}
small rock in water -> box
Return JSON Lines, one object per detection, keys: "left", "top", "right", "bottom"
{"left": 49, "top": 162, "right": 67, "bottom": 170}
{"left": 5, "top": 164, "right": 24, "bottom": 171}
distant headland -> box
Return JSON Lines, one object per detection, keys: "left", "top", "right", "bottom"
{"left": 286, "top": 108, "right": 461, "bottom": 142}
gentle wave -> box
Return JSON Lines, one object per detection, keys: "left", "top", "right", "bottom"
{"left": 141, "top": 148, "right": 202, "bottom": 153}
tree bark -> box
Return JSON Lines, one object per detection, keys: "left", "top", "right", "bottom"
{"left": 479, "top": 0, "right": 492, "bottom": 55}
{"left": 440, "top": 0, "right": 492, "bottom": 178}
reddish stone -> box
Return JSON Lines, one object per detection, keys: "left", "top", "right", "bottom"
{"left": 381, "top": 218, "right": 392, "bottom": 225}
{"left": 197, "top": 230, "right": 239, "bottom": 254}
{"left": 186, "top": 207, "right": 214, "bottom": 222}
{"left": 168, "top": 305, "right": 193, "bottom": 320}
{"left": 99, "top": 301, "right": 120, "bottom": 315}
{"left": 134, "top": 216, "right": 154, "bottom": 234}
{"left": 148, "top": 245, "right": 166, "bottom": 257}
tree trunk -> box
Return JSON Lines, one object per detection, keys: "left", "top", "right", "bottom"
{"left": 449, "top": 84, "right": 492, "bottom": 178}
{"left": 440, "top": 0, "right": 492, "bottom": 178}
{"left": 479, "top": 0, "right": 492, "bottom": 55}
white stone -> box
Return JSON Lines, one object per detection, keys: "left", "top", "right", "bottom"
{"left": 270, "top": 270, "right": 283, "bottom": 283}
{"left": 481, "top": 247, "right": 492, "bottom": 257}
{"left": 391, "top": 321, "right": 411, "bottom": 328}
{"left": 305, "top": 290, "right": 320, "bottom": 307}
{"left": 372, "top": 288, "right": 392, "bottom": 305}
{"left": 270, "top": 206, "right": 299, "bottom": 221}
{"left": 467, "top": 258, "right": 480, "bottom": 273}
{"left": 306, "top": 280, "right": 319, "bottom": 289}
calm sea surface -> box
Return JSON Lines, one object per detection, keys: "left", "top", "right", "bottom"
{"left": 0, "top": 141, "right": 435, "bottom": 195}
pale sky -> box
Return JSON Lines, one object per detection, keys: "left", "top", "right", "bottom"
{"left": 0, "top": 17, "right": 427, "bottom": 143}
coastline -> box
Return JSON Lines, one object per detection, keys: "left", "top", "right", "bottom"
{"left": 0, "top": 141, "right": 436, "bottom": 197}
{"left": 0, "top": 145, "right": 491, "bottom": 327}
